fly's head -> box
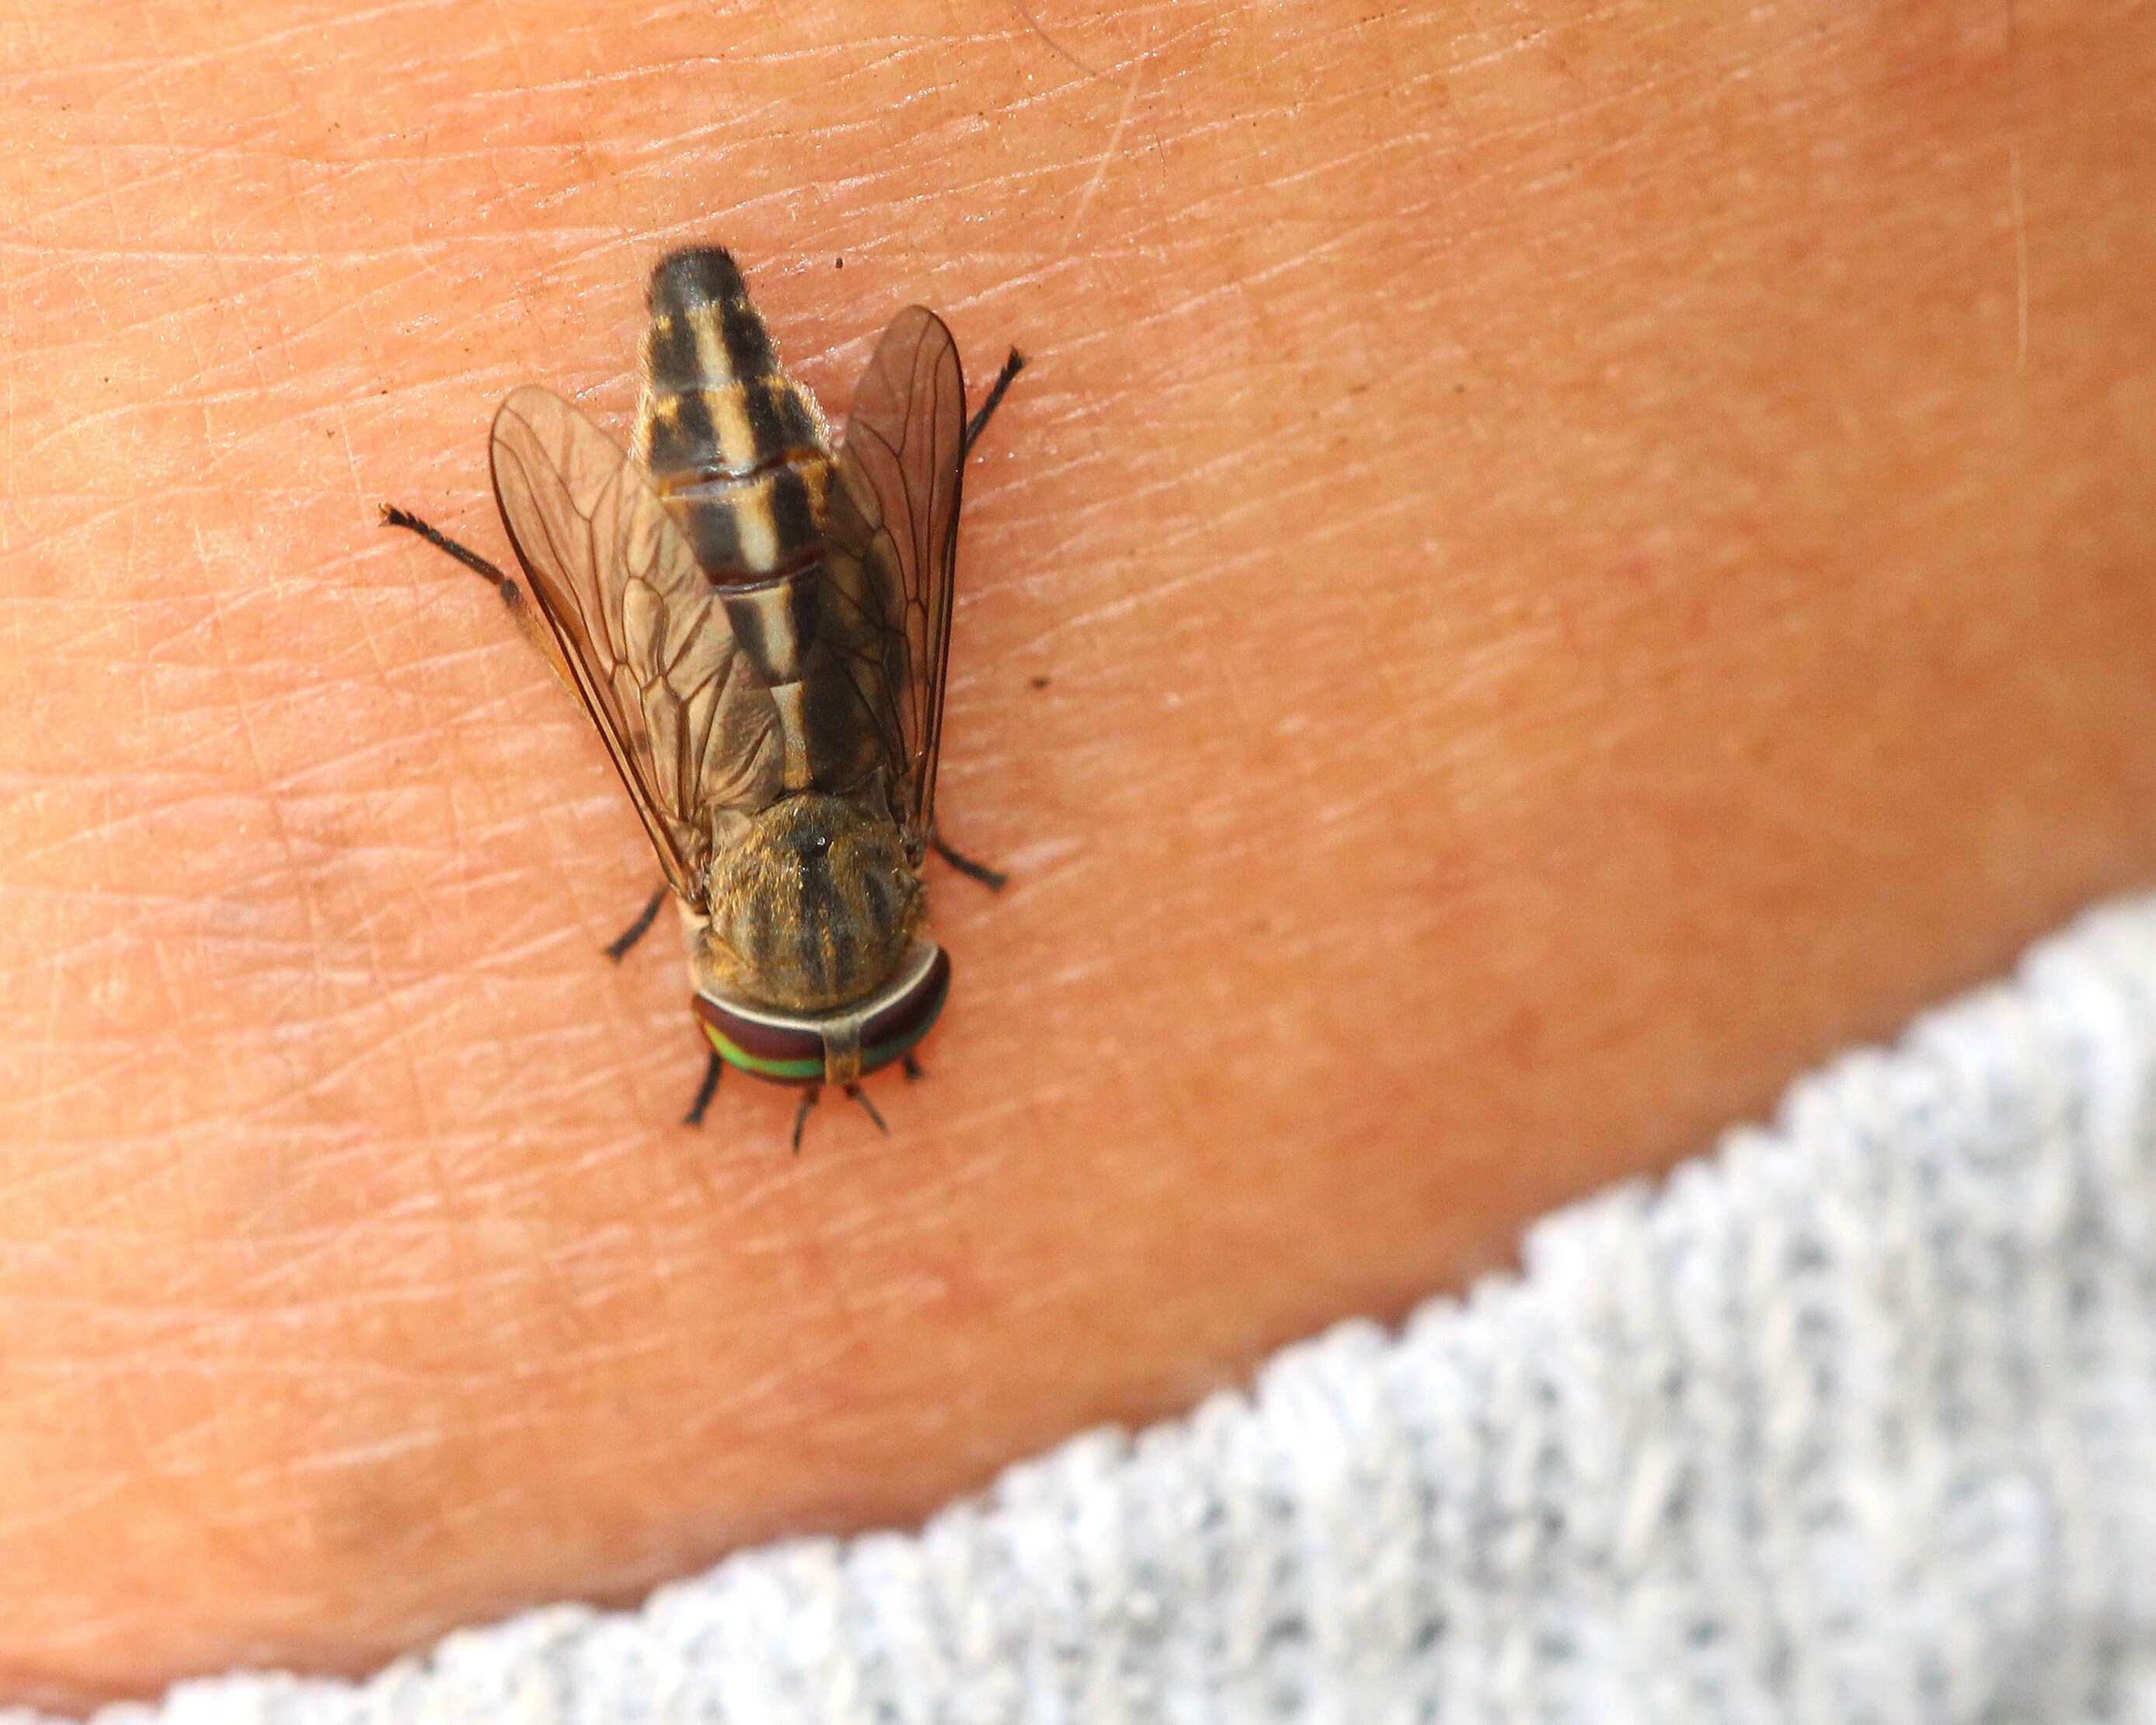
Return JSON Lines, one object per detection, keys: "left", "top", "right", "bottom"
{"left": 698, "top": 792, "right": 922, "bottom": 1014}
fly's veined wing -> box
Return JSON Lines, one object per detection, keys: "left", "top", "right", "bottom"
{"left": 823, "top": 307, "right": 967, "bottom": 853}
{"left": 490, "top": 385, "right": 785, "bottom": 908}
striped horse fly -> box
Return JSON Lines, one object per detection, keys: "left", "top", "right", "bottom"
{"left": 385, "top": 249, "right": 1023, "bottom": 1148}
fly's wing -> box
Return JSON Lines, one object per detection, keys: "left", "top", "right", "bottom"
{"left": 489, "top": 385, "right": 785, "bottom": 908}
{"left": 822, "top": 307, "right": 967, "bottom": 856}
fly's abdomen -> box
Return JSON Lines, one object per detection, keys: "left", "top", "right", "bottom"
{"left": 635, "top": 249, "right": 833, "bottom": 580}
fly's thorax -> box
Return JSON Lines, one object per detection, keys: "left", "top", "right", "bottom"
{"left": 695, "top": 792, "right": 921, "bottom": 1013}
{"left": 633, "top": 248, "right": 834, "bottom": 580}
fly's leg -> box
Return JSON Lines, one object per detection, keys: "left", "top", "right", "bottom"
{"left": 963, "top": 348, "right": 1026, "bottom": 458}
{"left": 605, "top": 884, "right": 670, "bottom": 963}
{"left": 929, "top": 350, "right": 1023, "bottom": 897}
{"left": 684, "top": 1050, "right": 723, "bottom": 1127}
{"left": 381, "top": 504, "right": 508, "bottom": 587}
{"left": 792, "top": 1087, "right": 820, "bottom": 1155}
{"left": 932, "top": 835, "right": 1008, "bottom": 893}
{"left": 379, "top": 504, "right": 579, "bottom": 696}
{"left": 903, "top": 1051, "right": 925, "bottom": 1082}
{"left": 845, "top": 1085, "right": 889, "bottom": 1134}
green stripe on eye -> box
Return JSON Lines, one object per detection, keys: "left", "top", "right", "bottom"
{"left": 700, "top": 1025, "right": 824, "bottom": 1082}
{"left": 699, "top": 985, "right": 946, "bottom": 1084}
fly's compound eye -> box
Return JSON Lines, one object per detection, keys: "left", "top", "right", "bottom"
{"left": 692, "top": 943, "right": 950, "bottom": 1086}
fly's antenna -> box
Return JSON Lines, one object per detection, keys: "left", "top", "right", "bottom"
{"left": 845, "top": 1085, "right": 889, "bottom": 1134}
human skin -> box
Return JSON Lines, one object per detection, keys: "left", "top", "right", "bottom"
{"left": 2, "top": 0, "right": 2151, "bottom": 1706}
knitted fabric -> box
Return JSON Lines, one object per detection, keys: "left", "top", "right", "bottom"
{"left": 23, "top": 895, "right": 2156, "bottom": 1725}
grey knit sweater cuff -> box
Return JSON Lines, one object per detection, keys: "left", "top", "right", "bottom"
{"left": 26, "top": 894, "right": 2156, "bottom": 1724}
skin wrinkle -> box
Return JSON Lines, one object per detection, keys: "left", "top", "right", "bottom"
{"left": 1060, "top": 45, "right": 1148, "bottom": 252}
{"left": 0, "top": 0, "right": 2151, "bottom": 1706}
